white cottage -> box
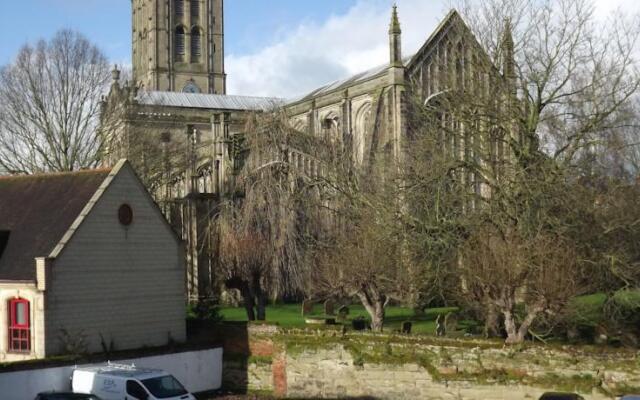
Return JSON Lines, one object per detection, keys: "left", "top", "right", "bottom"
{"left": 0, "top": 160, "right": 186, "bottom": 362}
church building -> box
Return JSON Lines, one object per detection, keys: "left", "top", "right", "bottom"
{"left": 103, "top": 0, "right": 516, "bottom": 302}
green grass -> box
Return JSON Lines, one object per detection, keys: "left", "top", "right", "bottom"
{"left": 219, "top": 303, "right": 458, "bottom": 335}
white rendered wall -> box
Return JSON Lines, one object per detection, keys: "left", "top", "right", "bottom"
{"left": 0, "top": 348, "right": 223, "bottom": 400}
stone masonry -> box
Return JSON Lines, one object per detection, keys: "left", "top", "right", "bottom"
{"left": 219, "top": 326, "right": 640, "bottom": 399}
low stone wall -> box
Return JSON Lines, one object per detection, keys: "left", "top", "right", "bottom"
{"left": 219, "top": 324, "right": 640, "bottom": 399}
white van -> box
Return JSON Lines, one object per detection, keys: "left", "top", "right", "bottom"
{"left": 72, "top": 363, "right": 197, "bottom": 400}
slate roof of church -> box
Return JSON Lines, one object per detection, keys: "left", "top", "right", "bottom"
{"left": 288, "top": 55, "right": 415, "bottom": 105}
{"left": 0, "top": 169, "right": 111, "bottom": 281}
{"left": 135, "top": 91, "right": 283, "bottom": 111}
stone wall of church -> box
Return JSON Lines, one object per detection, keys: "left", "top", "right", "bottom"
{"left": 285, "top": 71, "right": 402, "bottom": 167}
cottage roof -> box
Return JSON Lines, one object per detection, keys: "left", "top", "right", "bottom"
{"left": 135, "top": 91, "right": 283, "bottom": 112}
{"left": 0, "top": 168, "right": 111, "bottom": 281}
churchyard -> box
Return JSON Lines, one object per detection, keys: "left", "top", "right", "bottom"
{"left": 218, "top": 303, "right": 459, "bottom": 335}
{"left": 2, "top": 0, "right": 640, "bottom": 397}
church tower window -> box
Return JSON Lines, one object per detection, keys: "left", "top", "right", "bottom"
{"left": 191, "top": 0, "right": 200, "bottom": 18}
{"left": 131, "top": 0, "right": 226, "bottom": 94}
{"left": 175, "top": 26, "right": 186, "bottom": 62}
{"left": 175, "top": 0, "right": 184, "bottom": 17}
{"left": 191, "top": 27, "right": 202, "bottom": 63}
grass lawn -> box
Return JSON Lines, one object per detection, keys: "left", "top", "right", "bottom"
{"left": 219, "top": 303, "right": 458, "bottom": 335}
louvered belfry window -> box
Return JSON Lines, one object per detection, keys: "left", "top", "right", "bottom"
{"left": 191, "top": 0, "right": 200, "bottom": 18}
{"left": 191, "top": 27, "right": 201, "bottom": 63}
{"left": 175, "top": 0, "right": 184, "bottom": 17}
{"left": 175, "top": 26, "right": 186, "bottom": 62}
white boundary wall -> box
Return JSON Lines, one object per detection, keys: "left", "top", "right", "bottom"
{"left": 0, "top": 347, "right": 223, "bottom": 400}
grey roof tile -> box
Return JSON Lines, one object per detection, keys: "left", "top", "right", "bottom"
{"left": 135, "top": 91, "right": 283, "bottom": 111}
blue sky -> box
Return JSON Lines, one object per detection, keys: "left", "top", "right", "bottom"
{"left": 1, "top": 0, "right": 637, "bottom": 98}
{"left": 0, "top": 0, "right": 358, "bottom": 65}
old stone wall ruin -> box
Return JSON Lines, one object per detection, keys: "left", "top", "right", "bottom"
{"left": 217, "top": 324, "right": 640, "bottom": 399}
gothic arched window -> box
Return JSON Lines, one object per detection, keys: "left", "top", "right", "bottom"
{"left": 354, "top": 102, "right": 372, "bottom": 165}
{"left": 175, "top": 0, "right": 184, "bottom": 17}
{"left": 175, "top": 26, "right": 186, "bottom": 62}
{"left": 191, "top": 27, "right": 202, "bottom": 63}
{"left": 191, "top": 0, "right": 200, "bottom": 18}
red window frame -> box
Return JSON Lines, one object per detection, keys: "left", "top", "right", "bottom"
{"left": 8, "top": 298, "right": 30, "bottom": 353}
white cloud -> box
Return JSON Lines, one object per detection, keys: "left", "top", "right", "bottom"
{"left": 226, "top": 0, "right": 447, "bottom": 99}
{"left": 593, "top": 0, "right": 640, "bottom": 18}
{"left": 226, "top": 0, "right": 640, "bottom": 99}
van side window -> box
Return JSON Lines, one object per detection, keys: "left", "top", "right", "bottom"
{"left": 126, "top": 380, "right": 148, "bottom": 399}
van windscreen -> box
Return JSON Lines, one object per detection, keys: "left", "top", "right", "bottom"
{"left": 141, "top": 375, "right": 188, "bottom": 398}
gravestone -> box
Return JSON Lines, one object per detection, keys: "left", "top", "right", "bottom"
{"left": 337, "top": 305, "right": 350, "bottom": 322}
{"left": 324, "top": 299, "right": 335, "bottom": 316}
{"left": 401, "top": 321, "right": 412, "bottom": 334}
{"left": 301, "top": 299, "right": 313, "bottom": 316}
{"left": 352, "top": 316, "right": 366, "bottom": 331}
{"left": 436, "top": 314, "right": 446, "bottom": 337}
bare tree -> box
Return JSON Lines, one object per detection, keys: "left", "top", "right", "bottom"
{"left": 404, "top": 0, "right": 640, "bottom": 343}
{"left": 0, "top": 29, "right": 111, "bottom": 173}
{"left": 312, "top": 165, "right": 408, "bottom": 332}
{"left": 216, "top": 112, "right": 324, "bottom": 320}
{"left": 455, "top": 0, "right": 640, "bottom": 168}
{"left": 461, "top": 226, "right": 582, "bottom": 343}
{"left": 218, "top": 207, "right": 272, "bottom": 321}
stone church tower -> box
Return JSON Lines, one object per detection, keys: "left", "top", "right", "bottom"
{"left": 132, "top": 0, "right": 226, "bottom": 94}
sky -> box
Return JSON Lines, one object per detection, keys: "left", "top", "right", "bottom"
{"left": 0, "top": 0, "right": 638, "bottom": 99}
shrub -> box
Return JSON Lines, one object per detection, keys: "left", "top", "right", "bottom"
{"left": 187, "top": 300, "right": 223, "bottom": 322}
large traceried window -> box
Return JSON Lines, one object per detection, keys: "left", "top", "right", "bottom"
{"left": 175, "top": 26, "right": 186, "bottom": 62}
{"left": 8, "top": 298, "right": 30, "bottom": 353}
{"left": 191, "top": 27, "right": 202, "bottom": 63}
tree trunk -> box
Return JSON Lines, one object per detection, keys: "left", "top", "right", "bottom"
{"left": 356, "top": 288, "right": 386, "bottom": 333}
{"left": 242, "top": 283, "right": 256, "bottom": 321}
{"left": 503, "top": 310, "right": 524, "bottom": 344}
{"left": 370, "top": 302, "right": 386, "bottom": 332}
{"left": 255, "top": 282, "right": 267, "bottom": 321}
{"left": 503, "top": 305, "right": 543, "bottom": 344}
{"left": 225, "top": 277, "right": 256, "bottom": 321}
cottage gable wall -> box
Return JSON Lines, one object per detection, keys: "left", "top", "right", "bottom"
{"left": 44, "top": 164, "right": 186, "bottom": 356}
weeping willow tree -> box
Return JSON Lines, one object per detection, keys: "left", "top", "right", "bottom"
{"left": 216, "top": 111, "right": 325, "bottom": 320}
